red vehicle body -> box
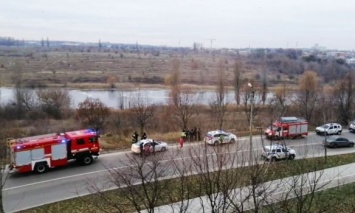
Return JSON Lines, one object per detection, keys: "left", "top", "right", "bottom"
{"left": 8, "top": 129, "right": 100, "bottom": 174}
{"left": 264, "top": 117, "right": 308, "bottom": 139}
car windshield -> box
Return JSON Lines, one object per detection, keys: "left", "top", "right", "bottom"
{"left": 268, "top": 125, "right": 279, "bottom": 131}
{"left": 322, "top": 124, "right": 330, "bottom": 128}
{"left": 326, "top": 136, "right": 338, "bottom": 142}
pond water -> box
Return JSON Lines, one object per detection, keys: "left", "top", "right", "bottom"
{"left": 0, "top": 87, "right": 273, "bottom": 109}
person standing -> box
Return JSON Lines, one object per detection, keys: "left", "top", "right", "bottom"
{"left": 179, "top": 136, "right": 184, "bottom": 149}
{"left": 141, "top": 132, "right": 147, "bottom": 140}
{"left": 197, "top": 128, "right": 201, "bottom": 141}
{"left": 219, "top": 134, "right": 224, "bottom": 144}
{"left": 193, "top": 127, "right": 197, "bottom": 141}
{"left": 181, "top": 129, "right": 187, "bottom": 141}
{"left": 152, "top": 140, "right": 156, "bottom": 154}
{"left": 139, "top": 142, "right": 144, "bottom": 156}
{"left": 132, "top": 131, "right": 139, "bottom": 144}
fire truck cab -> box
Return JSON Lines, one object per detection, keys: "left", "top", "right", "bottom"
{"left": 8, "top": 129, "right": 100, "bottom": 174}
{"left": 264, "top": 117, "right": 308, "bottom": 139}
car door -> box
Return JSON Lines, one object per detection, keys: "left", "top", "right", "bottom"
{"left": 223, "top": 133, "right": 229, "bottom": 143}
{"left": 152, "top": 141, "right": 160, "bottom": 151}
{"left": 282, "top": 147, "right": 289, "bottom": 158}
{"left": 276, "top": 148, "right": 285, "bottom": 159}
{"left": 328, "top": 125, "right": 334, "bottom": 134}
{"left": 336, "top": 137, "right": 346, "bottom": 147}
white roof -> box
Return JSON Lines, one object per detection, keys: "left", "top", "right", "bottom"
{"left": 264, "top": 144, "right": 288, "bottom": 150}
{"left": 206, "top": 130, "right": 227, "bottom": 135}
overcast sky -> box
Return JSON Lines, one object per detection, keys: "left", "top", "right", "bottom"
{"left": 1, "top": 0, "right": 355, "bottom": 50}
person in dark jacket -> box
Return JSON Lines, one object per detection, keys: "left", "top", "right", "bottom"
{"left": 193, "top": 127, "right": 197, "bottom": 141}
{"left": 197, "top": 128, "right": 201, "bottom": 141}
{"left": 139, "top": 142, "right": 144, "bottom": 156}
{"left": 141, "top": 132, "right": 147, "bottom": 140}
{"left": 132, "top": 131, "right": 138, "bottom": 144}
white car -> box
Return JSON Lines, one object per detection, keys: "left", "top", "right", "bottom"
{"left": 315, "top": 123, "right": 342, "bottom": 135}
{"left": 131, "top": 139, "right": 168, "bottom": 154}
{"left": 204, "top": 130, "right": 237, "bottom": 145}
{"left": 261, "top": 145, "right": 296, "bottom": 161}
{"left": 349, "top": 120, "right": 355, "bottom": 133}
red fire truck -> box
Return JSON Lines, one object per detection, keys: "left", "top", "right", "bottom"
{"left": 7, "top": 129, "right": 101, "bottom": 174}
{"left": 264, "top": 117, "right": 308, "bottom": 139}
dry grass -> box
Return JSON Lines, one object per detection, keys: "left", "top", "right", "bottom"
{"left": 0, "top": 47, "right": 291, "bottom": 89}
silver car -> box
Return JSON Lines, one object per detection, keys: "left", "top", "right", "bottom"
{"left": 315, "top": 123, "right": 342, "bottom": 135}
{"left": 261, "top": 145, "right": 296, "bottom": 161}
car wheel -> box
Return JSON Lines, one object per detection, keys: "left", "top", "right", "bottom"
{"left": 161, "top": 147, "right": 167, "bottom": 152}
{"left": 338, "top": 131, "right": 341, "bottom": 135}
{"left": 332, "top": 143, "right": 337, "bottom": 148}
{"left": 350, "top": 143, "right": 354, "bottom": 147}
{"left": 35, "top": 163, "right": 48, "bottom": 174}
{"left": 271, "top": 157, "right": 277, "bottom": 162}
{"left": 289, "top": 154, "right": 295, "bottom": 160}
{"left": 82, "top": 155, "right": 93, "bottom": 165}
{"left": 214, "top": 141, "right": 219, "bottom": 146}
{"left": 230, "top": 138, "right": 236, "bottom": 143}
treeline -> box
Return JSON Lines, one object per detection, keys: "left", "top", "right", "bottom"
{"left": 244, "top": 48, "right": 354, "bottom": 83}
{"left": 0, "top": 37, "right": 25, "bottom": 46}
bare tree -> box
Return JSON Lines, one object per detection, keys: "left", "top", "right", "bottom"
{"left": 186, "top": 142, "right": 279, "bottom": 213}
{"left": 261, "top": 60, "right": 268, "bottom": 105}
{"left": 266, "top": 158, "right": 332, "bottom": 213}
{"left": 36, "top": 88, "right": 71, "bottom": 119}
{"left": 242, "top": 81, "right": 261, "bottom": 124}
{"left": 129, "top": 92, "right": 156, "bottom": 135}
{"left": 0, "top": 121, "right": 10, "bottom": 213}
{"left": 165, "top": 59, "right": 198, "bottom": 130}
{"left": 86, "top": 152, "right": 180, "bottom": 213}
{"left": 233, "top": 61, "right": 243, "bottom": 105}
{"left": 209, "top": 60, "right": 229, "bottom": 129}
{"left": 332, "top": 72, "right": 355, "bottom": 125}
{"left": 75, "top": 98, "right": 111, "bottom": 131}
{"left": 171, "top": 90, "right": 197, "bottom": 130}
{"left": 167, "top": 58, "right": 181, "bottom": 107}
{"left": 13, "top": 87, "right": 36, "bottom": 119}
{"left": 268, "top": 81, "right": 290, "bottom": 118}
{"left": 295, "top": 71, "right": 320, "bottom": 122}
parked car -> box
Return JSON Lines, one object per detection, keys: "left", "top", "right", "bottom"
{"left": 349, "top": 120, "right": 355, "bottom": 133}
{"left": 131, "top": 139, "right": 168, "bottom": 154}
{"left": 204, "top": 130, "right": 237, "bottom": 145}
{"left": 315, "top": 123, "right": 342, "bottom": 135}
{"left": 261, "top": 144, "right": 296, "bottom": 161}
{"left": 323, "top": 136, "right": 355, "bottom": 148}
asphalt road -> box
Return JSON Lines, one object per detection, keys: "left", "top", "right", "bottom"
{"left": 3, "top": 131, "right": 355, "bottom": 213}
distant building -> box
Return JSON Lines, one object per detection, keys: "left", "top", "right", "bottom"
{"left": 346, "top": 58, "right": 355, "bottom": 64}
{"left": 312, "top": 43, "right": 326, "bottom": 51}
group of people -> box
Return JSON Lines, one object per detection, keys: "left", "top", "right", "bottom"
{"left": 179, "top": 127, "right": 202, "bottom": 149}
{"left": 131, "top": 131, "right": 147, "bottom": 144}
{"left": 181, "top": 127, "right": 201, "bottom": 142}
{"left": 131, "top": 128, "right": 201, "bottom": 152}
